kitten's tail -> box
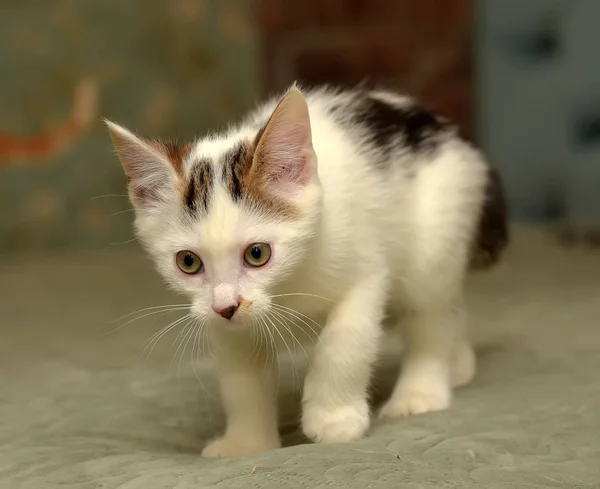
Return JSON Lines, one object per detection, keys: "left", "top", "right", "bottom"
{"left": 0, "top": 78, "right": 98, "bottom": 164}
{"left": 469, "top": 167, "right": 509, "bottom": 270}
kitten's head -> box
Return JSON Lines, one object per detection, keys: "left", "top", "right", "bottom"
{"left": 106, "top": 87, "right": 322, "bottom": 327}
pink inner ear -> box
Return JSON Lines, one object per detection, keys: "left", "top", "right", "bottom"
{"left": 264, "top": 133, "right": 312, "bottom": 188}
{"left": 257, "top": 89, "right": 315, "bottom": 192}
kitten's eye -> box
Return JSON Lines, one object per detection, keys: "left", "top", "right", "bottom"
{"left": 243, "top": 243, "right": 272, "bottom": 267}
{"left": 176, "top": 250, "right": 203, "bottom": 274}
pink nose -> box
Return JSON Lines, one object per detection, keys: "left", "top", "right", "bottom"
{"left": 213, "top": 305, "right": 238, "bottom": 320}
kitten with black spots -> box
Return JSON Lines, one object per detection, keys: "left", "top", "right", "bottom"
{"left": 106, "top": 83, "right": 508, "bottom": 457}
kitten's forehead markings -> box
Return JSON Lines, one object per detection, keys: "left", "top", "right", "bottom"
{"left": 185, "top": 157, "right": 214, "bottom": 214}
{"left": 218, "top": 136, "right": 300, "bottom": 221}
{"left": 220, "top": 140, "right": 254, "bottom": 202}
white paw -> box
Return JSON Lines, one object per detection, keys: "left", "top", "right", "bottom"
{"left": 379, "top": 389, "right": 450, "bottom": 419}
{"left": 302, "top": 399, "right": 370, "bottom": 444}
{"left": 201, "top": 435, "right": 280, "bottom": 458}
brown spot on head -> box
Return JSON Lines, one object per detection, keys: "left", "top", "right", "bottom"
{"left": 147, "top": 141, "right": 190, "bottom": 176}
{"left": 185, "top": 158, "right": 214, "bottom": 214}
{"left": 221, "top": 141, "right": 253, "bottom": 202}
{"left": 219, "top": 136, "right": 302, "bottom": 220}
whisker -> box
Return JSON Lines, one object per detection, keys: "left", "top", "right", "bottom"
{"left": 191, "top": 319, "right": 217, "bottom": 401}
{"left": 107, "top": 306, "right": 190, "bottom": 335}
{"left": 255, "top": 319, "right": 272, "bottom": 379}
{"left": 270, "top": 305, "right": 319, "bottom": 344}
{"left": 258, "top": 320, "right": 272, "bottom": 378}
{"left": 270, "top": 303, "right": 322, "bottom": 338}
{"left": 142, "top": 313, "right": 190, "bottom": 354}
{"left": 248, "top": 319, "right": 258, "bottom": 360}
{"left": 110, "top": 208, "right": 135, "bottom": 217}
{"left": 90, "top": 193, "right": 129, "bottom": 200}
{"left": 264, "top": 312, "right": 300, "bottom": 394}
{"left": 177, "top": 320, "right": 197, "bottom": 382}
{"left": 268, "top": 293, "right": 335, "bottom": 303}
{"left": 113, "top": 304, "right": 191, "bottom": 322}
{"left": 259, "top": 316, "right": 280, "bottom": 395}
{"left": 205, "top": 323, "right": 218, "bottom": 367}
{"left": 142, "top": 313, "right": 192, "bottom": 360}
{"left": 109, "top": 236, "right": 139, "bottom": 246}
{"left": 269, "top": 308, "right": 312, "bottom": 367}
{"left": 170, "top": 321, "right": 195, "bottom": 373}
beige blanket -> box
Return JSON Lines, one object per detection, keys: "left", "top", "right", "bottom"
{"left": 1, "top": 227, "right": 599, "bottom": 488}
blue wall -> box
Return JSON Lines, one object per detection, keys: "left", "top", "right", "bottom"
{"left": 476, "top": 0, "right": 600, "bottom": 223}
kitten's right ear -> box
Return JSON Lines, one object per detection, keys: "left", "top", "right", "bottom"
{"left": 105, "top": 121, "right": 184, "bottom": 209}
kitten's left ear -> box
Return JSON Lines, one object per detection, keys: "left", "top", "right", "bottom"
{"left": 106, "top": 121, "right": 186, "bottom": 210}
{"left": 252, "top": 87, "right": 316, "bottom": 193}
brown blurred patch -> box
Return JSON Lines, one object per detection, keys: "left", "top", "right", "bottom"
{"left": 142, "top": 83, "right": 176, "bottom": 134}
{"left": 27, "top": 189, "right": 62, "bottom": 224}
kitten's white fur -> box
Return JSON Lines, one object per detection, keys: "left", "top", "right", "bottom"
{"left": 108, "top": 85, "right": 489, "bottom": 458}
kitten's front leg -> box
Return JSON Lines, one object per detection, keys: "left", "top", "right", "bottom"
{"left": 202, "top": 334, "right": 280, "bottom": 457}
{"left": 302, "top": 271, "right": 387, "bottom": 444}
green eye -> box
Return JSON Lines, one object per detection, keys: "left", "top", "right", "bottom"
{"left": 243, "top": 243, "right": 272, "bottom": 267}
{"left": 176, "top": 250, "right": 203, "bottom": 274}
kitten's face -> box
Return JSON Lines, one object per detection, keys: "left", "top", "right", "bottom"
{"left": 107, "top": 87, "right": 321, "bottom": 327}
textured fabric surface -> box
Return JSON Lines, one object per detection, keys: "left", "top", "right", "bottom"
{"left": 1, "top": 227, "right": 599, "bottom": 488}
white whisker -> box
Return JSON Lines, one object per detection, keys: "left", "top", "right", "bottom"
{"left": 269, "top": 308, "right": 312, "bottom": 368}
{"left": 90, "top": 193, "right": 129, "bottom": 200}
{"left": 259, "top": 316, "right": 280, "bottom": 395}
{"left": 177, "top": 320, "right": 197, "bottom": 382}
{"left": 111, "top": 208, "right": 135, "bottom": 217}
{"left": 170, "top": 321, "right": 194, "bottom": 375}
{"left": 107, "top": 305, "right": 190, "bottom": 335}
{"left": 269, "top": 292, "right": 335, "bottom": 303}
{"left": 270, "top": 306, "right": 319, "bottom": 344}
{"left": 141, "top": 313, "right": 192, "bottom": 360}
{"left": 114, "top": 303, "right": 191, "bottom": 322}
{"left": 191, "top": 319, "right": 217, "bottom": 401}
{"left": 264, "top": 312, "right": 300, "bottom": 394}
{"left": 270, "top": 303, "right": 322, "bottom": 338}
{"left": 109, "top": 236, "right": 139, "bottom": 246}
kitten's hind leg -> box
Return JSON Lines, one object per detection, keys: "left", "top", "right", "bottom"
{"left": 379, "top": 303, "right": 468, "bottom": 418}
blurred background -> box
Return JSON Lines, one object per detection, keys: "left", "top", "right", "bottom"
{"left": 2, "top": 0, "right": 598, "bottom": 253}
{"left": 1, "top": 2, "right": 600, "bottom": 487}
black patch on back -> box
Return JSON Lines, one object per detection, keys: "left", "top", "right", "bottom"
{"left": 354, "top": 95, "right": 450, "bottom": 154}
{"left": 185, "top": 158, "right": 213, "bottom": 214}
{"left": 471, "top": 167, "right": 509, "bottom": 269}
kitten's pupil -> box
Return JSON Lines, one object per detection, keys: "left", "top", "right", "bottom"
{"left": 184, "top": 253, "right": 195, "bottom": 268}
{"left": 251, "top": 246, "right": 262, "bottom": 260}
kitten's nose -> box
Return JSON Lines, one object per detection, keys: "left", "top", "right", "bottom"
{"left": 213, "top": 304, "right": 238, "bottom": 320}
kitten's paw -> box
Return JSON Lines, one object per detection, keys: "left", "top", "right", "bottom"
{"left": 379, "top": 389, "right": 450, "bottom": 419}
{"left": 201, "top": 435, "right": 280, "bottom": 458}
{"left": 302, "top": 399, "right": 370, "bottom": 444}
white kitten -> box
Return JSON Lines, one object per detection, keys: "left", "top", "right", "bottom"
{"left": 106, "top": 84, "right": 508, "bottom": 458}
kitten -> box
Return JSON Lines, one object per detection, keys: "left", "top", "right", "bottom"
{"left": 106, "top": 83, "right": 508, "bottom": 458}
